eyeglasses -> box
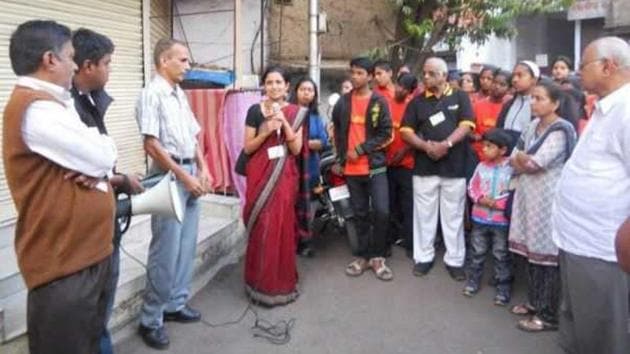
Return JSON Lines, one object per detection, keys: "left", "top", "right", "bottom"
{"left": 579, "top": 58, "right": 604, "bottom": 71}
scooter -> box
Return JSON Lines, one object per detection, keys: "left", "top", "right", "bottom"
{"left": 314, "top": 150, "right": 359, "bottom": 253}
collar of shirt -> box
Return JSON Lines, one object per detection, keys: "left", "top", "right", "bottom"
{"left": 17, "top": 76, "right": 72, "bottom": 105}
{"left": 425, "top": 84, "right": 453, "bottom": 98}
{"left": 594, "top": 83, "right": 630, "bottom": 117}
{"left": 152, "top": 74, "right": 183, "bottom": 99}
{"left": 77, "top": 89, "right": 97, "bottom": 106}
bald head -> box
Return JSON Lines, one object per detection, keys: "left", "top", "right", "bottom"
{"left": 422, "top": 57, "right": 448, "bottom": 91}
{"left": 588, "top": 37, "right": 630, "bottom": 69}
{"left": 581, "top": 37, "right": 630, "bottom": 97}
{"left": 424, "top": 57, "right": 448, "bottom": 76}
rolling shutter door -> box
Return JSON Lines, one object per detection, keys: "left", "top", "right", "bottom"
{"left": 0, "top": 0, "right": 145, "bottom": 224}
{"left": 150, "top": 0, "right": 172, "bottom": 78}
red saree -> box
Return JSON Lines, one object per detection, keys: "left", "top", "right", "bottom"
{"left": 243, "top": 103, "right": 309, "bottom": 306}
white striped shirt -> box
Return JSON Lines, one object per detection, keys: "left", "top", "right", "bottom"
{"left": 135, "top": 75, "right": 200, "bottom": 159}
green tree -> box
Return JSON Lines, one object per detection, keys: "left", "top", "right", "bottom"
{"left": 380, "top": 0, "right": 574, "bottom": 70}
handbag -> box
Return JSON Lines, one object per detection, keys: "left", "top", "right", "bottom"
{"left": 235, "top": 149, "right": 249, "bottom": 176}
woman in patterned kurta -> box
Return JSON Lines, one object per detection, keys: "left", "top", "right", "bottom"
{"left": 508, "top": 83, "right": 577, "bottom": 332}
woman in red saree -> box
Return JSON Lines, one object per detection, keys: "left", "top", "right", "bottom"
{"left": 242, "top": 66, "right": 310, "bottom": 306}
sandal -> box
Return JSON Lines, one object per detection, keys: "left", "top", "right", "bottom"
{"left": 345, "top": 258, "right": 368, "bottom": 277}
{"left": 510, "top": 303, "right": 535, "bottom": 316}
{"left": 516, "top": 315, "right": 559, "bottom": 332}
{"left": 369, "top": 257, "right": 393, "bottom": 281}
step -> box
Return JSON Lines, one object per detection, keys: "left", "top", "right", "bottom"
{"left": 0, "top": 194, "right": 244, "bottom": 351}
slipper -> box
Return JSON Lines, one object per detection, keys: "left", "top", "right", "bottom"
{"left": 369, "top": 257, "right": 393, "bottom": 281}
{"left": 510, "top": 303, "right": 535, "bottom": 316}
{"left": 345, "top": 258, "right": 368, "bottom": 277}
{"left": 517, "top": 316, "right": 559, "bottom": 332}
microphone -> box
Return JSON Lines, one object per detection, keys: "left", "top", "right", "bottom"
{"left": 272, "top": 102, "right": 281, "bottom": 139}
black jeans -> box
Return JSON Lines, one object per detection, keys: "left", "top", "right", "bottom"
{"left": 346, "top": 172, "right": 389, "bottom": 259}
{"left": 387, "top": 167, "right": 413, "bottom": 250}
{"left": 27, "top": 256, "right": 112, "bottom": 354}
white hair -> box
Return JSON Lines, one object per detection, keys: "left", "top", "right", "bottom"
{"left": 591, "top": 36, "right": 630, "bottom": 69}
{"left": 424, "top": 57, "right": 448, "bottom": 75}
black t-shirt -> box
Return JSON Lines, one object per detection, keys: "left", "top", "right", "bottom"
{"left": 401, "top": 87, "right": 475, "bottom": 178}
{"left": 245, "top": 104, "right": 265, "bottom": 129}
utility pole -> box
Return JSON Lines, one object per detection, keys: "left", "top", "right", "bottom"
{"left": 308, "top": 0, "right": 320, "bottom": 89}
{"left": 234, "top": 0, "right": 242, "bottom": 88}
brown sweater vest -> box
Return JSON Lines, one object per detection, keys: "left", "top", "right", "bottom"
{"left": 2, "top": 86, "right": 114, "bottom": 290}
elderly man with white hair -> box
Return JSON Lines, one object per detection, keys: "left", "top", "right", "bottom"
{"left": 401, "top": 57, "right": 475, "bottom": 281}
{"left": 552, "top": 36, "right": 630, "bottom": 354}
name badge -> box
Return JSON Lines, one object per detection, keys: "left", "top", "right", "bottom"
{"left": 267, "top": 145, "right": 285, "bottom": 160}
{"left": 429, "top": 111, "right": 446, "bottom": 126}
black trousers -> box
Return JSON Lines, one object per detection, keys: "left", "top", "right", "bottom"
{"left": 346, "top": 172, "right": 389, "bottom": 259}
{"left": 387, "top": 167, "right": 413, "bottom": 250}
{"left": 27, "top": 256, "right": 112, "bottom": 354}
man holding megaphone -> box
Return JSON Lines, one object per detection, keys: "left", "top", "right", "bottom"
{"left": 135, "top": 38, "right": 211, "bottom": 350}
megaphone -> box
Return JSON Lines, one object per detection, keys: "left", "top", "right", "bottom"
{"left": 116, "top": 172, "right": 184, "bottom": 228}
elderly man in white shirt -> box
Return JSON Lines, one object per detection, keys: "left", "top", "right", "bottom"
{"left": 552, "top": 37, "right": 630, "bottom": 354}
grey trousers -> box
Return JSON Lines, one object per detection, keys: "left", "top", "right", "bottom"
{"left": 559, "top": 250, "right": 630, "bottom": 354}
{"left": 27, "top": 256, "right": 112, "bottom": 354}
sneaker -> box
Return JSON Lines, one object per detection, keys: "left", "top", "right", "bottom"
{"left": 446, "top": 265, "right": 466, "bottom": 281}
{"left": 413, "top": 261, "right": 434, "bottom": 276}
{"left": 494, "top": 285, "right": 511, "bottom": 306}
{"left": 494, "top": 293, "right": 510, "bottom": 306}
{"left": 462, "top": 280, "right": 479, "bottom": 297}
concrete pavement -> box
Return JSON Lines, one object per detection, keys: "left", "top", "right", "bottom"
{"left": 116, "top": 229, "right": 563, "bottom": 354}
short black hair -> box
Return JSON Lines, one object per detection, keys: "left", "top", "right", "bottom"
{"left": 350, "top": 56, "right": 374, "bottom": 74}
{"left": 553, "top": 55, "right": 573, "bottom": 69}
{"left": 493, "top": 69, "right": 512, "bottom": 86}
{"left": 9, "top": 20, "right": 72, "bottom": 76}
{"left": 482, "top": 128, "right": 512, "bottom": 150}
{"left": 374, "top": 60, "right": 392, "bottom": 72}
{"left": 396, "top": 73, "right": 418, "bottom": 92}
{"left": 72, "top": 28, "right": 114, "bottom": 68}
{"left": 261, "top": 65, "right": 289, "bottom": 84}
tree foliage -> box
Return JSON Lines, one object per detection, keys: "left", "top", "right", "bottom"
{"left": 378, "top": 0, "right": 575, "bottom": 69}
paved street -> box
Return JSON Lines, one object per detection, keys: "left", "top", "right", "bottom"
{"left": 117, "top": 228, "right": 564, "bottom": 354}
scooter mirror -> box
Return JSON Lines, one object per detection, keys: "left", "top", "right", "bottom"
{"left": 327, "top": 93, "right": 340, "bottom": 107}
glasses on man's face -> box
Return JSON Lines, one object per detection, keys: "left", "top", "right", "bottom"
{"left": 579, "top": 58, "right": 604, "bottom": 71}
{"left": 422, "top": 71, "right": 441, "bottom": 78}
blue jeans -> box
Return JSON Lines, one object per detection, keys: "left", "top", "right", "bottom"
{"left": 467, "top": 222, "right": 512, "bottom": 291}
{"left": 99, "top": 218, "right": 123, "bottom": 354}
{"left": 140, "top": 164, "right": 200, "bottom": 329}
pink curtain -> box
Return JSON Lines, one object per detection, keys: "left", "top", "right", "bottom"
{"left": 221, "top": 90, "right": 262, "bottom": 206}
{"left": 186, "top": 89, "right": 231, "bottom": 192}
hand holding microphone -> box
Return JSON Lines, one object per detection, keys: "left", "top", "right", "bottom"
{"left": 271, "top": 102, "right": 281, "bottom": 139}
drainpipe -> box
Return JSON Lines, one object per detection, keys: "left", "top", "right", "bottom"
{"left": 308, "top": 0, "right": 320, "bottom": 90}
{"left": 234, "top": 0, "right": 242, "bottom": 88}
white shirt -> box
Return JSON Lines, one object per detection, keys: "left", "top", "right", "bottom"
{"left": 552, "top": 83, "right": 630, "bottom": 262}
{"left": 19, "top": 76, "right": 118, "bottom": 179}
{"left": 135, "top": 75, "right": 200, "bottom": 159}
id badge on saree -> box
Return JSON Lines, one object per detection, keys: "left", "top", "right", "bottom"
{"left": 267, "top": 145, "right": 285, "bottom": 160}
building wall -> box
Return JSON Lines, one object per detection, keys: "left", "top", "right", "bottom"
{"left": 268, "top": 0, "right": 397, "bottom": 63}
{"left": 173, "top": 0, "right": 266, "bottom": 75}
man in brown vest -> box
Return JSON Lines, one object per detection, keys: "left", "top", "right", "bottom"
{"left": 2, "top": 20, "right": 118, "bottom": 354}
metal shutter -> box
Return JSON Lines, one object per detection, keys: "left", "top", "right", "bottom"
{"left": 0, "top": 0, "right": 145, "bottom": 223}
{"left": 150, "top": 0, "right": 172, "bottom": 79}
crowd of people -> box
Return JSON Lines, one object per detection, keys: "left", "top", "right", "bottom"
{"left": 3, "top": 17, "right": 630, "bottom": 354}
{"left": 240, "top": 37, "right": 630, "bottom": 354}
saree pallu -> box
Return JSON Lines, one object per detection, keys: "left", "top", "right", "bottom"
{"left": 243, "top": 104, "right": 309, "bottom": 306}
